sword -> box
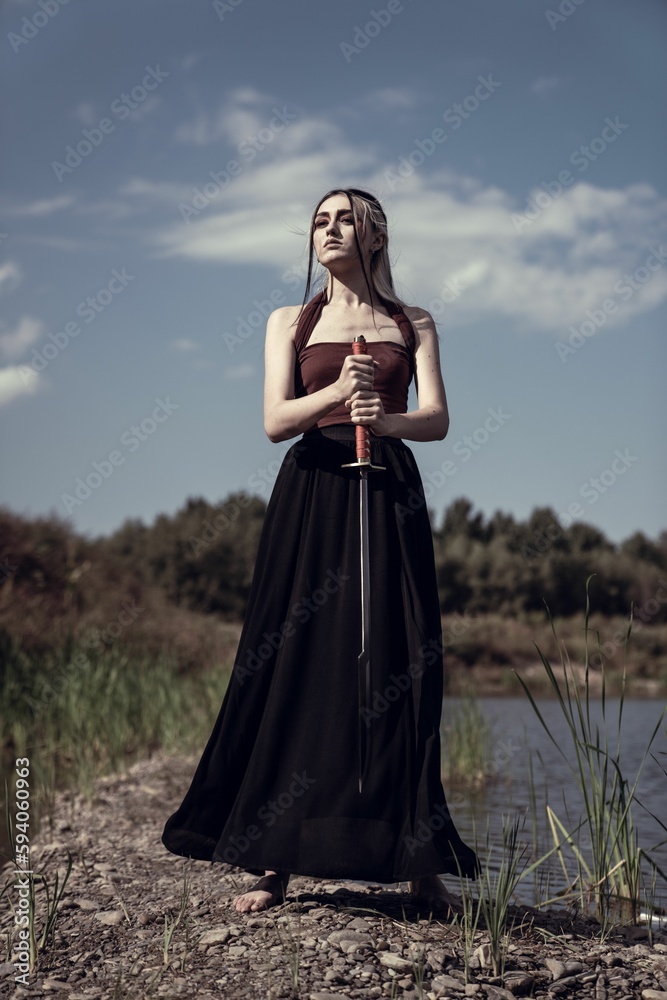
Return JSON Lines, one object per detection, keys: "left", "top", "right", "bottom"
{"left": 341, "top": 335, "right": 385, "bottom": 792}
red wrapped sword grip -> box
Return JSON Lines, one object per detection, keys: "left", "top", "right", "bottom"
{"left": 351, "top": 336, "right": 371, "bottom": 463}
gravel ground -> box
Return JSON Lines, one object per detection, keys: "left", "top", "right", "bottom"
{"left": 1, "top": 750, "right": 666, "bottom": 999}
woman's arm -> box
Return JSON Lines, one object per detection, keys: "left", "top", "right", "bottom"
{"left": 350, "top": 307, "right": 450, "bottom": 442}
{"left": 263, "top": 306, "right": 376, "bottom": 443}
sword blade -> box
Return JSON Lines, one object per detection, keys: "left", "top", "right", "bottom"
{"left": 358, "top": 467, "right": 371, "bottom": 792}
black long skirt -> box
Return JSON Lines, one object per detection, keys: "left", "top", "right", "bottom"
{"left": 161, "top": 424, "right": 478, "bottom": 883}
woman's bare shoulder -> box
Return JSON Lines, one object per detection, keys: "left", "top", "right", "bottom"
{"left": 267, "top": 304, "right": 304, "bottom": 333}
{"left": 402, "top": 304, "right": 433, "bottom": 323}
{"left": 402, "top": 305, "right": 438, "bottom": 343}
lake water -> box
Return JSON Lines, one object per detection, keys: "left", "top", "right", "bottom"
{"left": 437, "top": 696, "right": 667, "bottom": 914}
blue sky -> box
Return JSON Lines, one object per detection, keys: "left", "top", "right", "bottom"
{"left": 1, "top": 0, "right": 665, "bottom": 545}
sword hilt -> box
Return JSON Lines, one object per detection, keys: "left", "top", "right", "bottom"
{"left": 341, "top": 335, "right": 386, "bottom": 471}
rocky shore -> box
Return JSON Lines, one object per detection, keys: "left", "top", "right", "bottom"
{"left": 1, "top": 751, "right": 666, "bottom": 1000}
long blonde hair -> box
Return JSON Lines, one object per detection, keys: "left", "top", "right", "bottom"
{"left": 296, "top": 187, "right": 409, "bottom": 331}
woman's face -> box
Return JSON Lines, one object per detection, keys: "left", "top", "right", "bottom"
{"left": 312, "top": 193, "right": 379, "bottom": 267}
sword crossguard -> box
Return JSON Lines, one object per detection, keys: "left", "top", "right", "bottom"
{"left": 341, "top": 334, "right": 386, "bottom": 471}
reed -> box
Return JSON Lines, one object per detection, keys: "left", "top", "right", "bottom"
{"left": 514, "top": 575, "right": 667, "bottom": 929}
{"left": 272, "top": 905, "right": 303, "bottom": 998}
{"left": 474, "top": 813, "right": 528, "bottom": 977}
{"left": 452, "top": 871, "right": 482, "bottom": 984}
{"left": 0, "top": 797, "right": 73, "bottom": 971}
{"left": 441, "top": 692, "right": 495, "bottom": 788}
{"left": 0, "top": 639, "right": 232, "bottom": 843}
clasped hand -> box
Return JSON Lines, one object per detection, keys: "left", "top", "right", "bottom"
{"left": 337, "top": 352, "right": 389, "bottom": 436}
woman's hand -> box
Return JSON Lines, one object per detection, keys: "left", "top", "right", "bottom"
{"left": 335, "top": 352, "right": 378, "bottom": 403}
{"left": 347, "top": 389, "right": 391, "bottom": 436}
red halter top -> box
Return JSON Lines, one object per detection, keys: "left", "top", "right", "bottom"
{"left": 293, "top": 290, "right": 417, "bottom": 430}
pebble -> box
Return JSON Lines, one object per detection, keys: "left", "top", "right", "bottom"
{"left": 545, "top": 957, "right": 567, "bottom": 981}
{"left": 197, "top": 927, "right": 232, "bottom": 945}
{"left": 483, "top": 986, "right": 516, "bottom": 999}
{"left": 502, "top": 971, "right": 534, "bottom": 995}
{"left": 72, "top": 897, "right": 100, "bottom": 910}
{"left": 3, "top": 749, "right": 667, "bottom": 1000}
{"left": 474, "top": 942, "right": 493, "bottom": 969}
{"left": 431, "top": 973, "right": 465, "bottom": 995}
{"left": 327, "top": 928, "right": 371, "bottom": 952}
{"left": 378, "top": 952, "right": 413, "bottom": 972}
{"left": 92, "top": 910, "right": 124, "bottom": 925}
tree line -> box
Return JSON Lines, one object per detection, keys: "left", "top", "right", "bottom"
{"left": 0, "top": 493, "right": 665, "bottom": 661}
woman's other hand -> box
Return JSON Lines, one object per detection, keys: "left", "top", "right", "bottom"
{"left": 347, "top": 389, "right": 390, "bottom": 436}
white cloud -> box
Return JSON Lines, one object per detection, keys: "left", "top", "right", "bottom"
{"left": 124, "top": 94, "right": 161, "bottom": 122}
{"left": 173, "top": 85, "right": 277, "bottom": 146}
{"left": 362, "top": 87, "right": 421, "bottom": 111}
{"left": 224, "top": 363, "right": 255, "bottom": 380}
{"left": 119, "top": 177, "right": 198, "bottom": 204}
{"left": 0, "top": 316, "right": 44, "bottom": 360}
{"left": 73, "top": 101, "right": 98, "bottom": 126}
{"left": 177, "top": 52, "right": 202, "bottom": 72}
{"left": 121, "top": 91, "right": 667, "bottom": 336}
{"left": 5, "top": 195, "right": 75, "bottom": 217}
{"left": 0, "top": 365, "right": 42, "bottom": 407}
{"left": 170, "top": 337, "right": 199, "bottom": 351}
{"left": 381, "top": 179, "right": 667, "bottom": 331}
{"left": 0, "top": 261, "right": 21, "bottom": 296}
{"left": 531, "top": 76, "right": 562, "bottom": 97}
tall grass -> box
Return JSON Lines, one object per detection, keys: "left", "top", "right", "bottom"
{"left": 454, "top": 813, "right": 529, "bottom": 979}
{"left": 515, "top": 575, "right": 667, "bottom": 928}
{"left": 0, "top": 637, "right": 232, "bottom": 853}
{"left": 442, "top": 693, "right": 495, "bottom": 788}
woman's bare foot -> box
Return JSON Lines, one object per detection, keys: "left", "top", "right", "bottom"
{"left": 408, "top": 874, "right": 463, "bottom": 917}
{"left": 232, "top": 870, "right": 290, "bottom": 913}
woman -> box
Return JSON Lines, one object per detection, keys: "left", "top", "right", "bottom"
{"left": 161, "top": 187, "right": 478, "bottom": 915}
